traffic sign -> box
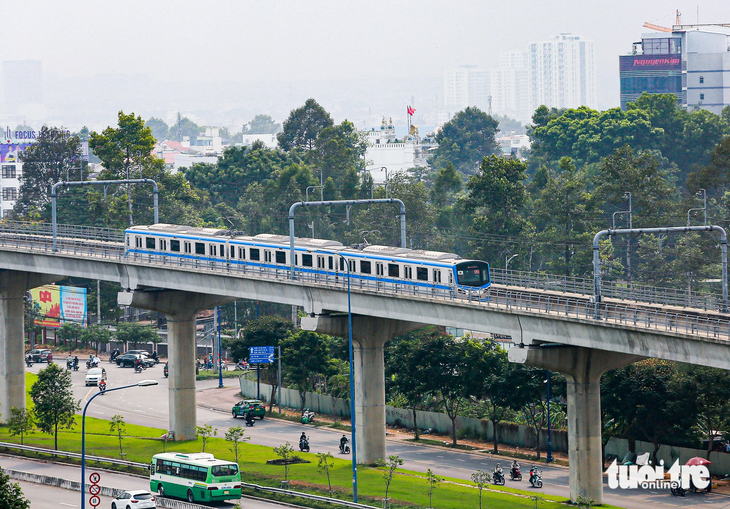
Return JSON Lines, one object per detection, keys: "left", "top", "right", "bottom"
{"left": 89, "top": 485, "right": 101, "bottom": 495}
{"left": 89, "top": 472, "right": 100, "bottom": 484}
{"left": 249, "top": 346, "right": 275, "bottom": 364}
{"left": 89, "top": 495, "right": 101, "bottom": 507}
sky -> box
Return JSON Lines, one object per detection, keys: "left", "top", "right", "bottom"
{"left": 3, "top": 0, "right": 730, "bottom": 132}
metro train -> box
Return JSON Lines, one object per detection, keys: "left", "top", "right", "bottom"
{"left": 124, "top": 224, "right": 491, "bottom": 295}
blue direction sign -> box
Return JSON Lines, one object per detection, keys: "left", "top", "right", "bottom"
{"left": 249, "top": 346, "right": 275, "bottom": 364}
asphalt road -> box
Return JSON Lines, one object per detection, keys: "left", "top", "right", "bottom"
{"left": 26, "top": 359, "right": 730, "bottom": 509}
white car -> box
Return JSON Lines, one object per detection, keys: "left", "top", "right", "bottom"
{"left": 85, "top": 367, "right": 107, "bottom": 386}
{"left": 111, "top": 490, "right": 155, "bottom": 509}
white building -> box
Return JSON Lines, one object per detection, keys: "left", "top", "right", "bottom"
{"left": 182, "top": 126, "right": 225, "bottom": 155}
{"left": 0, "top": 126, "right": 37, "bottom": 217}
{"left": 362, "top": 118, "right": 437, "bottom": 182}
{"left": 240, "top": 133, "right": 278, "bottom": 149}
{"left": 528, "top": 34, "right": 597, "bottom": 112}
{"left": 444, "top": 66, "right": 492, "bottom": 110}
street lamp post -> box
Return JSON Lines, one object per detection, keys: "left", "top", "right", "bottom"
{"left": 81, "top": 380, "right": 158, "bottom": 509}
{"left": 505, "top": 254, "right": 518, "bottom": 271}
{"left": 337, "top": 254, "right": 358, "bottom": 502}
{"left": 546, "top": 371, "right": 553, "bottom": 463}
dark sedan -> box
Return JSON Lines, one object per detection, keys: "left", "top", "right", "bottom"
{"left": 115, "top": 353, "right": 155, "bottom": 368}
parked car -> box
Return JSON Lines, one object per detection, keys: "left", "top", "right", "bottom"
{"left": 111, "top": 490, "right": 155, "bottom": 509}
{"left": 85, "top": 367, "right": 107, "bottom": 386}
{"left": 115, "top": 353, "right": 154, "bottom": 368}
{"left": 29, "top": 349, "right": 52, "bottom": 363}
{"left": 232, "top": 399, "right": 266, "bottom": 420}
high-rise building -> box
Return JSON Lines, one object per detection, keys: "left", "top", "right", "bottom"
{"left": 619, "top": 26, "right": 730, "bottom": 114}
{"left": 3, "top": 60, "right": 43, "bottom": 113}
{"left": 443, "top": 66, "right": 492, "bottom": 110}
{"left": 528, "top": 34, "right": 597, "bottom": 112}
{"left": 443, "top": 64, "right": 529, "bottom": 121}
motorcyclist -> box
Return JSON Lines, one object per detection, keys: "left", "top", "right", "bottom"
{"left": 164, "top": 362, "right": 169, "bottom": 377}
{"left": 152, "top": 350, "right": 159, "bottom": 362}
{"left": 511, "top": 460, "right": 520, "bottom": 476}
{"left": 25, "top": 353, "right": 33, "bottom": 366}
{"left": 339, "top": 434, "right": 349, "bottom": 452}
{"left": 134, "top": 356, "right": 143, "bottom": 371}
{"left": 98, "top": 379, "right": 106, "bottom": 395}
{"left": 46, "top": 352, "right": 53, "bottom": 364}
{"left": 110, "top": 348, "right": 120, "bottom": 361}
{"left": 299, "top": 432, "right": 309, "bottom": 449}
{"left": 245, "top": 409, "right": 255, "bottom": 426}
{"left": 66, "top": 355, "right": 73, "bottom": 369}
{"left": 73, "top": 356, "right": 79, "bottom": 370}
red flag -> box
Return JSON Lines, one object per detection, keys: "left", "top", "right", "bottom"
{"left": 407, "top": 106, "right": 415, "bottom": 116}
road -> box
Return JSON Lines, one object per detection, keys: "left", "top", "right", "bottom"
{"left": 25, "top": 359, "right": 730, "bottom": 509}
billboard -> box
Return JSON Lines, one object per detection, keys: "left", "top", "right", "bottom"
{"left": 619, "top": 55, "right": 682, "bottom": 72}
{"left": 0, "top": 143, "right": 31, "bottom": 163}
{"left": 30, "top": 284, "right": 87, "bottom": 328}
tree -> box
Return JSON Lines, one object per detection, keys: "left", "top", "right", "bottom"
{"left": 30, "top": 363, "right": 80, "bottom": 450}
{"left": 8, "top": 407, "right": 34, "bottom": 445}
{"left": 463, "top": 155, "right": 529, "bottom": 268}
{"left": 277, "top": 98, "right": 333, "bottom": 151}
{"left": 145, "top": 117, "right": 169, "bottom": 141}
{"left": 81, "top": 325, "right": 113, "bottom": 352}
{"left": 425, "top": 468, "right": 442, "bottom": 509}
{"left": 281, "top": 330, "right": 338, "bottom": 409}
{"left": 471, "top": 470, "right": 492, "bottom": 509}
{"left": 13, "top": 126, "right": 84, "bottom": 220}
{"left": 167, "top": 116, "right": 202, "bottom": 141}
{"left": 194, "top": 424, "right": 217, "bottom": 452}
{"left": 273, "top": 442, "right": 295, "bottom": 481}
{"left": 313, "top": 120, "right": 367, "bottom": 186}
{"left": 115, "top": 323, "right": 159, "bottom": 349}
{"left": 110, "top": 415, "right": 126, "bottom": 458}
{"left": 432, "top": 107, "right": 500, "bottom": 175}
{"left": 0, "top": 467, "right": 30, "bottom": 509}
{"left": 471, "top": 341, "right": 513, "bottom": 453}
{"left": 317, "top": 452, "right": 335, "bottom": 494}
{"left": 89, "top": 111, "right": 157, "bottom": 181}
{"left": 225, "top": 426, "right": 250, "bottom": 463}
{"left": 243, "top": 114, "right": 281, "bottom": 134}
{"left": 379, "top": 455, "right": 404, "bottom": 508}
{"left": 430, "top": 162, "right": 462, "bottom": 207}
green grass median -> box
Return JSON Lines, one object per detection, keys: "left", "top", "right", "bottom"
{"left": 0, "top": 373, "right": 620, "bottom": 509}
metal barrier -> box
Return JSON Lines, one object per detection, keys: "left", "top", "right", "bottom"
{"left": 1, "top": 227, "right": 729, "bottom": 342}
{"left": 0, "top": 441, "right": 148, "bottom": 470}
{"left": 241, "top": 481, "right": 379, "bottom": 509}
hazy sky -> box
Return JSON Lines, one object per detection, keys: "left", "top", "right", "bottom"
{"left": 4, "top": 0, "right": 730, "bottom": 129}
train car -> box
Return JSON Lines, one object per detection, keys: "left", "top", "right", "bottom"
{"left": 124, "top": 224, "right": 490, "bottom": 297}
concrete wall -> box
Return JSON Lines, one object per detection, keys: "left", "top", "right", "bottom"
{"left": 605, "top": 437, "right": 730, "bottom": 476}
{"left": 239, "top": 378, "right": 568, "bottom": 452}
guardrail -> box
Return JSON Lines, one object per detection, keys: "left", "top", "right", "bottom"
{"left": 241, "top": 481, "right": 379, "bottom": 509}
{"left": 0, "top": 441, "right": 148, "bottom": 470}
{"left": 1, "top": 228, "right": 729, "bottom": 342}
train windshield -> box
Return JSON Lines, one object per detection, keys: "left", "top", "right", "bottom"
{"left": 455, "top": 261, "right": 490, "bottom": 287}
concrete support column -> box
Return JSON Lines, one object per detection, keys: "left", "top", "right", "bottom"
{"left": 302, "top": 314, "right": 423, "bottom": 464}
{"left": 0, "top": 271, "right": 60, "bottom": 423}
{"left": 509, "top": 345, "right": 642, "bottom": 504}
{"left": 119, "top": 290, "right": 233, "bottom": 440}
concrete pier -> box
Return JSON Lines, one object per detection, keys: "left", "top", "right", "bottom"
{"left": 0, "top": 271, "right": 61, "bottom": 422}
{"left": 118, "top": 290, "right": 233, "bottom": 440}
{"left": 509, "top": 345, "right": 642, "bottom": 504}
{"left": 302, "top": 314, "right": 423, "bottom": 464}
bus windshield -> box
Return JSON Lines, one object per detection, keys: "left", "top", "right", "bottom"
{"left": 211, "top": 464, "right": 239, "bottom": 477}
{"left": 456, "top": 261, "right": 490, "bottom": 287}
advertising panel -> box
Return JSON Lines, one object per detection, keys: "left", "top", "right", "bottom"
{"left": 0, "top": 143, "right": 32, "bottom": 163}
{"left": 30, "top": 284, "right": 87, "bottom": 328}
{"left": 619, "top": 55, "right": 682, "bottom": 72}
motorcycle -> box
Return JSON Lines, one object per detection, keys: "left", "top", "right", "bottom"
{"left": 163, "top": 363, "right": 168, "bottom": 378}
{"left": 529, "top": 467, "right": 543, "bottom": 488}
{"left": 493, "top": 468, "right": 505, "bottom": 486}
{"left": 86, "top": 358, "right": 99, "bottom": 369}
{"left": 66, "top": 359, "right": 73, "bottom": 370}
{"left": 671, "top": 481, "right": 687, "bottom": 497}
{"left": 301, "top": 409, "right": 315, "bottom": 424}
{"left": 244, "top": 413, "right": 255, "bottom": 427}
{"left": 299, "top": 438, "right": 310, "bottom": 453}
{"left": 134, "top": 363, "right": 146, "bottom": 373}
{"left": 510, "top": 465, "right": 522, "bottom": 481}
{"left": 72, "top": 360, "right": 79, "bottom": 371}
{"left": 339, "top": 442, "right": 351, "bottom": 454}
{"left": 25, "top": 356, "right": 33, "bottom": 367}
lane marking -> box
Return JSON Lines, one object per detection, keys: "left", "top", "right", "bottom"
{"left": 60, "top": 503, "right": 77, "bottom": 507}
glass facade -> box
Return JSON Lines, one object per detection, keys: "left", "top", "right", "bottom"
{"left": 619, "top": 54, "right": 684, "bottom": 109}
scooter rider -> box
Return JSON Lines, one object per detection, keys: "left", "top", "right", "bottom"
{"left": 66, "top": 354, "right": 73, "bottom": 369}
{"left": 300, "top": 432, "right": 308, "bottom": 447}
{"left": 339, "top": 434, "right": 349, "bottom": 453}
{"left": 98, "top": 379, "right": 106, "bottom": 395}
{"left": 511, "top": 460, "right": 520, "bottom": 476}
{"left": 73, "top": 356, "right": 79, "bottom": 370}
{"left": 134, "top": 356, "right": 144, "bottom": 372}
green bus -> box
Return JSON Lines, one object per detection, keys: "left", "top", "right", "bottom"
{"left": 150, "top": 452, "right": 242, "bottom": 503}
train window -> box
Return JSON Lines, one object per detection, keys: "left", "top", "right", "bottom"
{"left": 339, "top": 258, "right": 345, "bottom": 271}
{"left": 350, "top": 260, "right": 356, "bottom": 272}
{"left": 302, "top": 254, "right": 313, "bottom": 267}
{"left": 171, "top": 240, "right": 180, "bottom": 252}
{"left": 376, "top": 263, "right": 384, "bottom": 276}
{"left": 388, "top": 264, "right": 400, "bottom": 277}
{"left": 195, "top": 242, "right": 205, "bottom": 255}
{"left": 404, "top": 266, "right": 412, "bottom": 279}
{"left": 210, "top": 244, "right": 217, "bottom": 256}
{"left": 160, "top": 239, "right": 167, "bottom": 251}
{"left": 317, "top": 256, "right": 324, "bottom": 269}
{"left": 250, "top": 248, "right": 260, "bottom": 261}
{"left": 448, "top": 272, "right": 453, "bottom": 284}
{"left": 360, "top": 260, "right": 371, "bottom": 274}
{"left": 230, "top": 246, "right": 235, "bottom": 258}
{"left": 238, "top": 247, "right": 245, "bottom": 259}
{"left": 220, "top": 245, "right": 226, "bottom": 258}
{"left": 145, "top": 237, "right": 155, "bottom": 249}
{"left": 433, "top": 269, "right": 441, "bottom": 283}
{"left": 126, "top": 237, "right": 130, "bottom": 246}
{"left": 416, "top": 267, "right": 428, "bottom": 281}
{"left": 276, "top": 251, "right": 286, "bottom": 264}
{"left": 135, "top": 237, "right": 142, "bottom": 248}
{"left": 328, "top": 257, "right": 333, "bottom": 270}
{"left": 265, "top": 251, "right": 272, "bottom": 262}
{"left": 184, "top": 242, "right": 192, "bottom": 254}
